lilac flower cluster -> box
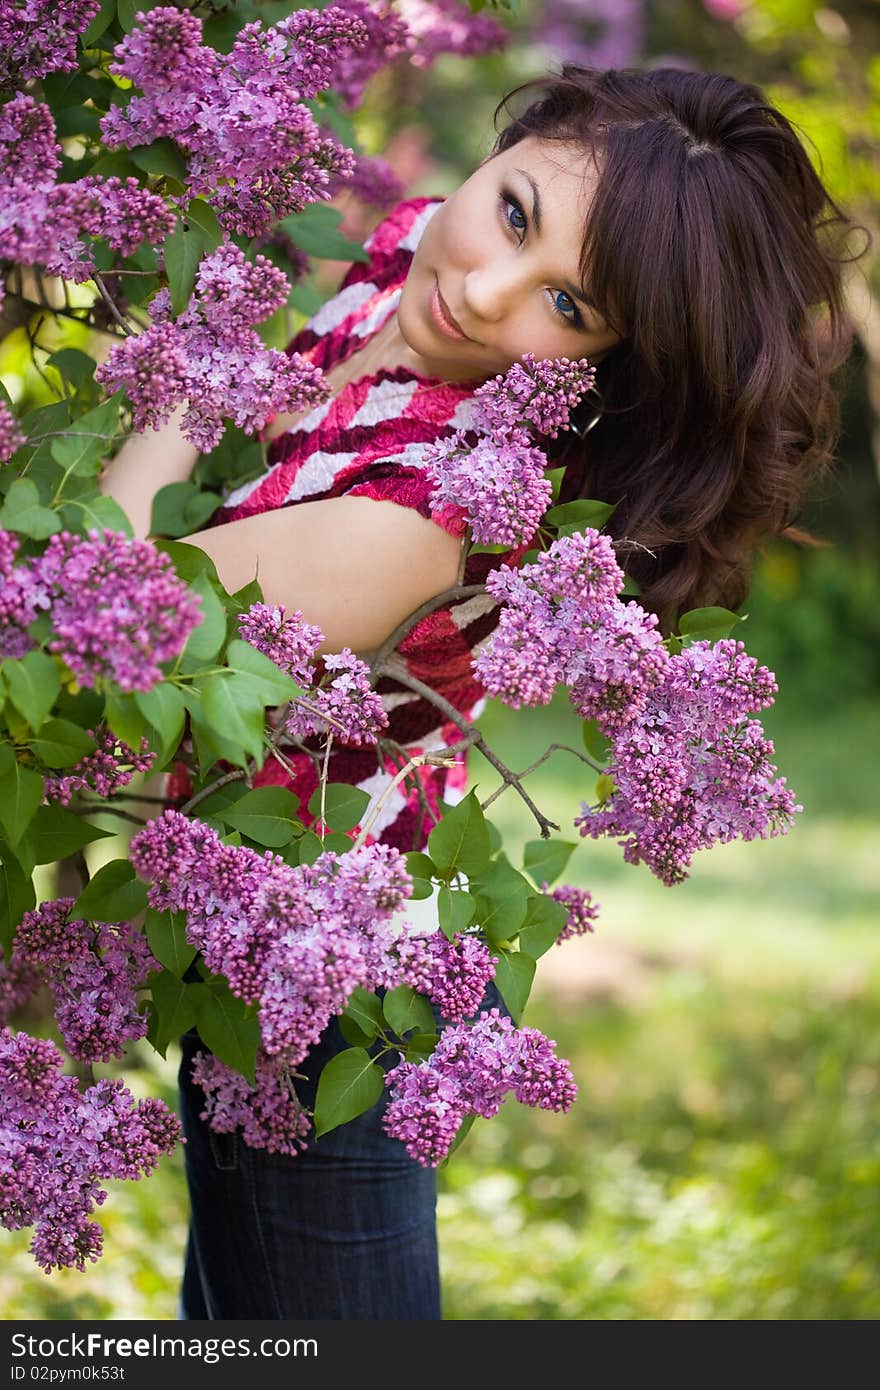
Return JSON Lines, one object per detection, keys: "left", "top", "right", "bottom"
{"left": 190, "top": 1048, "right": 312, "bottom": 1157}
{"left": 474, "top": 529, "right": 668, "bottom": 726}
{"left": 0, "top": 94, "right": 174, "bottom": 290}
{"left": 0, "top": 402, "right": 25, "bottom": 464}
{"left": 43, "top": 727, "right": 156, "bottom": 807}
{"left": 95, "top": 247, "right": 328, "bottom": 449}
{"left": 129, "top": 811, "right": 419, "bottom": 1072}
{"left": 285, "top": 649, "right": 388, "bottom": 747}
{"left": 99, "top": 6, "right": 371, "bottom": 237}
{"left": 398, "top": 932, "right": 496, "bottom": 1022}
{"left": 0, "top": 947, "right": 41, "bottom": 1025}
{"left": 326, "top": 0, "right": 409, "bottom": 110}
{"left": 0, "top": 0, "right": 101, "bottom": 88}
{"left": 0, "top": 1026, "right": 181, "bottom": 1272}
{"left": 542, "top": 883, "right": 600, "bottom": 942}
{"left": 425, "top": 354, "right": 595, "bottom": 545}
{"left": 38, "top": 530, "right": 202, "bottom": 692}
{"left": 0, "top": 529, "right": 48, "bottom": 660}
{"left": 383, "top": 1008, "right": 577, "bottom": 1166}
{"left": 13, "top": 897, "right": 158, "bottom": 1063}
{"left": 330, "top": 153, "right": 405, "bottom": 210}
{"left": 238, "top": 602, "right": 322, "bottom": 688}
{"left": 398, "top": 0, "right": 508, "bottom": 68}
{"left": 532, "top": 0, "right": 644, "bottom": 71}
{"left": 575, "top": 639, "right": 802, "bottom": 884}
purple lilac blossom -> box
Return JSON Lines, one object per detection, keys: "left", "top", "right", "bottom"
{"left": 99, "top": 6, "right": 372, "bottom": 237}
{"left": 0, "top": 402, "right": 25, "bottom": 463}
{"left": 238, "top": 602, "right": 323, "bottom": 687}
{"left": 575, "top": 639, "right": 802, "bottom": 885}
{"left": 0, "top": 0, "right": 102, "bottom": 88}
{"left": 42, "top": 728, "right": 155, "bottom": 806}
{"left": 318, "top": 0, "right": 409, "bottom": 110}
{"left": 425, "top": 355, "right": 595, "bottom": 545}
{"left": 474, "top": 529, "right": 669, "bottom": 727}
{"left": 330, "top": 153, "right": 406, "bottom": 210}
{"left": 37, "top": 530, "right": 202, "bottom": 692}
{"left": 541, "top": 883, "right": 599, "bottom": 942}
{"left": 398, "top": 932, "right": 497, "bottom": 1023}
{"left": 0, "top": 94, "right": 174, "bottom": 286}
{"left": 397, "top": 0, "right": 508, "bottom": 68}
{"left": 130, "top": 811, "right": 425, "bottom": 1078}
{"left": 531, "top": 0, "right": 644, "bottom": 71}
{"left": 95, "top": 250, "right": 328, "bottom": 449}
{"left": 189, "top": 1048, "right": 313, "bottom": 1157}
{"left": 15, "top": 898, "right": 159, "bottom": 1062}
{"left": 0, "top": 528, "right": 49, "bottom": 660}
{"left": 383, "top": 1007, "right": 577, "bottom": 1166}
{"left": 284, "top": 648, "right": 389, "bottom": 747}
{"left": 0, "top": 948, "right": 41, "bottom": 1025}
{"left": 0, "top": 1026, "right": 181, "bottom": 1272}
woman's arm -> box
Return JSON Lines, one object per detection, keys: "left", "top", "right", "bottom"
{"left": 97, "top": 403, "right": 199, "bottom": 540}
{"left": 178, "top": 497, "right": 463, "bottom": 657}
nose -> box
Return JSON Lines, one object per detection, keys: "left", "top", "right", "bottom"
{"left": 462, "top": 255, "right": 526, "bottom": 325}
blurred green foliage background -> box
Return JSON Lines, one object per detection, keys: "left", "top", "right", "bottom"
{"left": 2, "top": 0, "right": 878, "bottom": 1320}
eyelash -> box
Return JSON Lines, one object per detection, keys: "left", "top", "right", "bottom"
{"left": 498, "top": 188, "right": 585, "bottom": 330}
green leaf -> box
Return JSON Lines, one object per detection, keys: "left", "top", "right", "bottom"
{"left": 582, "top": 717, "right": 611, "bottom": 764}
{"left": 523, "top": 839, "right": 576, "bottom": 889}
{"left": 187, "top": 780, "right": 249, "bottom": 820}
{"left": 383, "top": 985, "right": 436, "bottom": 1038}
{"left": 157, "top": 540, "right": 220, "bottom": 586}
{"left": 29, "top": 718, "right": 96, "bottom": 768}
{"left": 49, "top": 394, "right": 121, "bottom": 478}
{"left": 442, "top": 1112, "right": 476, "bottom": 1164}
{"left": 307, "top": 782, "right": 370, "bottom": 833}
{"left": 280, "top": 204, "right": 369, "bottom": 261}
{"left": 0, "top": 847, "right": 35, "bottom": 954}
{"left": 518, "top": 893, "right": 569, "bottom": 960}
{"left": 0, "top": 479, "right": 61, "bottom": 539}
{"left": 224, "top": 639, "right": 298, "bottom": 705}
{"left": 145, "top": 908, "right": 195, "bottom": 978}
{"left": 437, "top": 885, "right": 477, "bottom": 941}
{"left": 2, "top": 652, "right": 61, "bottom": 731}
{"left": 184, "top": 198, "right": 223, "bottom": 251}
{"left": 470, "top": 854, "right": 531, "bottom": 945}
{"left": 59, "top": 493, "right": 133, "bottom": 538}
{"left": 0, "top": 746, "right": 44, "bottom": 848}
{"left": 427, "top": 789, "right": 491, "bottom": 879}
{"left": 73, "top": 858, "right": 148, "bottom": 923}
{"left": 405, "top": 1032, "right": 439, "bottom": 1063}
{"left": 148, "top": 971, "right": 204, "bottom": 1059}
{"left": 220, "top": 786, "right": 301, "bottom": 847}
{"left": 134, "top": 682, "right": 185, "bottom": 765}
{"left": 544, "top": 464, "right": 567, "bottom": 503}
{"left": 27, "top": 805, "right": 113, "bottom": 865}
{"left": 184, "top": 693, "right": 253, "bottom": 775}
{"left": 314, "top": 1047, "right": 385, "bottom": 1138}
{"left": 544, "top": 498, "right": 616, "bottom": 530}
{"left": 404, "top": 850, "right": 435, "bottom": 900}
{"left": 493, "top": 950, "right": 536, "bottom": 1024}
{"left": 196, "top": 986, "right": 261, "bottom": 1085}
{"left": 195, "top": 673, "right": 266, "bottom": 765}
{"left": 338, "top": 1014, "right": 374, "bottom": 1047}
{"left": 164, "top": 214, "right": 206, "bottom": 317}
{"left": 595, "top": 773, "right": 615, "bottom": 805}
{"left": 104, "top": 691, "right": 150, "bottom": 751}
{"left": 116, "top": 0, "right": 140, "bottom": 33}
{"left": 678, "top": 606, "right": 745, "bottom": 644}
{"left": 296, "top": 829, "right": 325, "bottom": 865}
{"left": 129, "top": 138, "right": 188, "bottom": 180}
{"left": 81, "top": 0, "right": 116, "bottom": 43}
{"left": 183, "top": 572, "right": 227, "bottom": 663}
{"left": 341, "top": 987, "right": 384, "bottom": 1041}
{"left": 150, "top": 482, "right": 221, "bottom": 538}
{"left": 46, "top": 348, "right": 97, "bottom": 391}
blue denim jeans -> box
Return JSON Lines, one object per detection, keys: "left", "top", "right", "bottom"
{"left": 177, "top": 982, "right": 508, "bottom": 1321}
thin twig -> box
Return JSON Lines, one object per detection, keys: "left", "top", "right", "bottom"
{"left": 480, "top": 743, "right": 604, "bottom": 811}
{"left": 380, "top": 657, "right": 560, "bottom": 839}
{"left": 369, "top": 583, "right": 488, "bottom": 677}
{"left": 180, "top": 768, "right": 246, "bottom": 815}
{"left": 92, "top": 271, "right": 137, "bottom": 337}
{"left": 318, "top": 734, "right": 333, "bottom": 840}
{"left": 351, "top": 746, "right": 470, "bottom": 851}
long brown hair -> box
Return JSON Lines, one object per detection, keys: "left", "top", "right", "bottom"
{"left": 492, "top": 66, "right": 869, "bottom": 625}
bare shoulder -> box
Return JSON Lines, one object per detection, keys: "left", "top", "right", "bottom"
{"left": 180, "top": 494, "right": 464, "bottom": 655}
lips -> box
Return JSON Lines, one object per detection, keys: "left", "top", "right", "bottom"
{"left": 430, "top": 277, "right": 470, "bottom": 341}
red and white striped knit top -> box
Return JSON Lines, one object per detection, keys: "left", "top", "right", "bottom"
{"left": 169, "top": 196, "right": 527, "bottom": 852}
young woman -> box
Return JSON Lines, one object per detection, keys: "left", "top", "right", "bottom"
{"left": 99, "top": 65, "right": 864, "bottom": 1320}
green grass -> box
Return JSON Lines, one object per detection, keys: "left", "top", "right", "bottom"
{"left": 2, "top": 699, "right": 878, "bottom": 1320}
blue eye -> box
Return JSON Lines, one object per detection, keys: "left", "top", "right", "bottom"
{"left": 506, "top": 200, "right": 527, "bottom": 233}
{"left": 552, "top": 290, "right": 577, "bottom": 322}
{"left": 498, "top": 187, "right": 585, "bottom": 330}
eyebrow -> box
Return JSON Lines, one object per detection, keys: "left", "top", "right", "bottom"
{"left": 513, "top": 167, "right": 598, "bottom": 313}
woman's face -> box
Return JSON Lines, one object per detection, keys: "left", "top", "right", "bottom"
{"left": 397, "top": 135, "right": 624, "bottom": 384}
